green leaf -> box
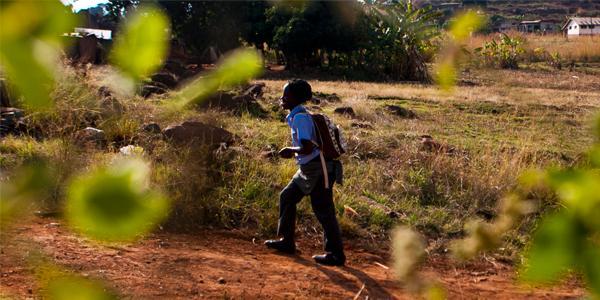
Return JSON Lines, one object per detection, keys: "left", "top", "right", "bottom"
{"left": 449, "top": 11, "right": 484, "bottom": 42}
{"left": 65, "top": 158, "right": 169, "bottom": 243}
{"left": 581, "top": 243, "right": 600, "bottom": 296}
{"left": 435, "top": 59, "right": 456, "bottom": 92}
{"left": 47, "top": 276, "right": 116, "bottom": 300}
{"left": 0, "top": 0, "right": 77, "bottom": 108}
{"left": 110, "top": 6, "right": 170, "bottom": 80}
{"left": 173, "top": 48, "right": 263, "bottom": 108}
{"left": 521, "top": 212, "right": 577, "bottom": 283}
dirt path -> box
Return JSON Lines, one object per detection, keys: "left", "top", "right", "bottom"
{"left": 0, "top": 218, "right": 585, "bottom": 299}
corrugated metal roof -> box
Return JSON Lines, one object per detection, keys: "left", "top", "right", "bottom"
{"left": 562, "top": 17, "right": 600, "bottom": 30}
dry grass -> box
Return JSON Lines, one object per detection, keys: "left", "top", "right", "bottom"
{"left": 466, "top": 32, "right": 600, "bottom": 63}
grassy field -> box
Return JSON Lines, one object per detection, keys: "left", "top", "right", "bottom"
{"left": 2, "top": 62, "right": 599, "bottom": 258}
{"left": 467, "top": 33, "right": 600, "bottom": 64}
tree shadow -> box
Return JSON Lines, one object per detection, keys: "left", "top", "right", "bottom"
{"left": 289, "top": 256, "right": 393, "bottom": 299}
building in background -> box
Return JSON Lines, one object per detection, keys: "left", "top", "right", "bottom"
{"left": 562, "top": 17, "right": 600, "bottom": 36}
{"left": 518, "top": 20, "right": 559, "bottom": 33}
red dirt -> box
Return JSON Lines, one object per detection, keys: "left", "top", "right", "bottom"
{"left": 0, "top": 218, "right": 586, "bottom": 299}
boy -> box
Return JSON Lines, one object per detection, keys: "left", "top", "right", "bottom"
{"left": 264, "top": 79, "right": 346, "bottom": 266}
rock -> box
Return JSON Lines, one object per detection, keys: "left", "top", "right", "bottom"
{"left": 75, "top": 127, "right": 106, "bottom": 147}
{"left": 119, "top": 145, "right": 144, "bottom": 156}
{"left": 199, "top": 91, "right": 266, "bottom": 117}
{"left": 0, "top": 107, "right": 27, "bottom": 137}
{"left": 314, "top": 92, "right": 341, "bottom": 102}
{"left": 334, "top": 106, "right": 356, "bottom": 118}
{"left": 243, "top": 82, "right": 265, "bottom": 99}
{"left": 151, "top": 72, "right": 178, "bottom": 89}
{"left": 351, "top": 122, "right": 372, "bottom": 129}
{"left": 163, "top": 121, "right": 234, "bottom": 147}
{"left": 97, "top": 86, "right": 112, "bottom": 98}
{"left": 1, "top": 78, "right": 12, "bottom": 107}
{"left": 419, "top": 135, "right": 455, "bottom": 154}
{"left": 142, "top": 122, "right": 161, "bottom": 134}
{"left": 141, "top": 84, "right": 167, "bottom": 98}
{"left": 310, "top": 97, "right": 322, "bottom": 105}
{"left": 217, "top": 277, "right": 226, "bottom": 284}
{"left": 100, "top": 96, "right": 123, "bottom": 115}
{"left": 163, "top": 60, "right": 187, "bottom": 78}
{"left": 385, "top": 105, "right": 416, "bottom": 118}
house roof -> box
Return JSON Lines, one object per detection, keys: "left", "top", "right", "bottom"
{"left": 562, "top": 17, "right": 600, "bottom": 30}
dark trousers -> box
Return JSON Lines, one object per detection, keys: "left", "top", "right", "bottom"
{"left": 277, "top": 175, "right": 345, "bottom": 257}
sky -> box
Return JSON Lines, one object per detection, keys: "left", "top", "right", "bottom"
{"left": 61, "top": 0, "right": 109, "bottom": 12}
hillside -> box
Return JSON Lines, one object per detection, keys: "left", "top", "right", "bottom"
{"left": 419, "top": 0, "right": 600, "bottom": 22}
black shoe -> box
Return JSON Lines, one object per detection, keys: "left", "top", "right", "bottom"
{"left": 312, "top": 253, "right": 345, "bottom": 266}
{"left": 264, "top": 238, "right": 296, "bottom": 254}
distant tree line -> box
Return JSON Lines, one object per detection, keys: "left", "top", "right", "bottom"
{"left": 103, "top": 0, "right": 441, "bottom": 82}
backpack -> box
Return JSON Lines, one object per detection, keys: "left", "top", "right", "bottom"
{"left": 310, "top": 113, "right": 346, "bottom": 160}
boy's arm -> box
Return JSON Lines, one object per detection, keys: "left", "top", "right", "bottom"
{"left": 279, "top": 114, "right": 316, "bottom": 158}
{"left": 279, "top": 139, "right": 315, "bottom": 158}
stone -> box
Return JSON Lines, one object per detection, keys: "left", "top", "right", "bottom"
{"left": 142, "top": 122, "right": 161, "bottom": 134}
{"left": 163, "top": 121, "right": 234, "bottom": 147}
{"left": 199, "top": 91, "right": 266, "bottom": 117}
{"left": 151, "top": 72, "right": 178, "bottom": 89}
{"left": 141, "top": 85, "right": 167, "bottom": 98}
{"left": 385, "top": 105, "right": 416, "bottom": 118}
{"left": 351, "top": 122, "right": 373, "bottom": 129}
{"left": 217, "top": 277, "right": 226, "bottom": 284}
{"left": 419, "top": 135, "right": 455, "bottom": 154}
{"left": 0, "top": 107, "right": 26, "bottom": 137}
{"left": 334, "top": 106, "right": 356, "bottom": 118}
{"left": 75, "top": 127, "right": 106, "bottom": 147}
{"left": 1, "top": 78, "right": 12, "bottom": 108}
{"left": 243, "top": 82, "right": 265, "bottom": 99}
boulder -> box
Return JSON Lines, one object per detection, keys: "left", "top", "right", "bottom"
{"left": 151, "top": 72, "right": 178, "bottom": 89}
{"left": 0, "top": 107, "right": 27, "bottom": 137}
{"left": 313, "top": 92, "right": 341, "bottom": 102}
{"left": 243, "top": 83, "right": 265, "bottom": 99}
{"left": 141, "top": 122, "right": 161, "bottom": 134}
{"left": 385, "top": 105, "right": 416, "bottom": 119}
{"left": 163, "top": 121, "right": 234, "bottom": 147}
{"left": 75, "top": 127, "right": 106, "bottom": 147}
{"left": 141, "top": 85, "right": 167, "bottom": 98}
{"left": 419, "top": 135, "right": 455, "bottom": 154}
{"left": 351, "top": 122, "right": 373, "bottom": 129}
{"left": 334, "top": 106, "right": 356, "bottom": 118}
{"left": 97, "top": 86, "right": 112, "bottom": 98}
{"left": 100, "top": 96, "right": 123, "bottom": 115}
{"left": 199, "top": 91, "right": 266, "bottom": 117}
{"left": 1, "top": 78, "right": 12, "bottom": 108}
{"left": 163, "top": 60, "right": 187, "bottom": 78}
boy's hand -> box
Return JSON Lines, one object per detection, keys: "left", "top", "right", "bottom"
{"left": 278, "top": 147, "right": 295, "bottom": 159}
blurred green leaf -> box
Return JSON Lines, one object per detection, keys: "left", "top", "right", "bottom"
{"left": 449, "top": 11, "right": 484, "bottom": 42}
{"left": 66, "top": 158, "right": 169, "bottom": 242}
{"left": 110, "top": 6, "right": 170, "bottom": 81}
{"left": 522, "top": 212, "right": 577, "bottom": 282}
{"left": 173, "top": 48, "right": 263, "bottom": 108}
{"left": 0, "top": 0, "right": 77, "bottom": 108}
{"left": 47, "top": 276, "right": 116, "bottom": 300}
{"left": 435, "top": 59, "right": 456, "bottom": 92}
{"left": 0, "top": 160, "right": 52, "bottom": 227}
{"left": 581, "top": 243, "right": 600, "bottom": 295}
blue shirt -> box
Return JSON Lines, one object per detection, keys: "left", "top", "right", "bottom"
{"left": 286, "top": 105, "right": 320, "bottom": 165}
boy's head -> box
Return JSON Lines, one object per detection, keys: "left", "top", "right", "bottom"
{"left": 280, "top": 79, "right": 312, "bottom": 110}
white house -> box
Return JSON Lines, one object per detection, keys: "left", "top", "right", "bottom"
{"left": 74, "top": 27, "right": 112, "bottom": 40}
{"left": 562, "top": 17, "right": 600, "bottom": 36}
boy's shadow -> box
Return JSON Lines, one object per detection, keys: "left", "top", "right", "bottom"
{"left": 290, "top": 256, "right": 393, "bottom": 299}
